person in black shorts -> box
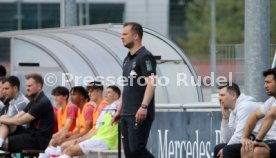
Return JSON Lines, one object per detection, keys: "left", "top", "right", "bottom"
{"left": 0, "top": 73, "right": 54, "bottom": 153}
{"left": 112, "top": 22, "right": 156, "bottom": 158}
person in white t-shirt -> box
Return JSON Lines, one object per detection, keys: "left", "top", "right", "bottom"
{"left": 238, "top": 67, "right": 276, "bottom": 158}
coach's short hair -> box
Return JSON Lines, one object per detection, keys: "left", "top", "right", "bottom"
{"left": 123, "top": 22, "right": 143, "bottom": 39}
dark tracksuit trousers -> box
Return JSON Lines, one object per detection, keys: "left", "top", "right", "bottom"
{"left": 121, "top": 116, "right": 154, "bottom": 158}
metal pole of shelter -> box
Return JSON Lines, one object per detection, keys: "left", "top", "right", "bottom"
{"left": 60, "top": 0, "right": 77, "bottom": 27}
{"left": 210, "top": 0, "right": 216, "bottom": 93}
{"left": 60, "top": 0, "right": 64, "bottom": 27}
{"left": 244, "top": 0, "right": 270, "bottom": 101}
{"left": 85, "top": 0, "right": 90, "bottom": 25}
{"left": 79, "top": 0, "right": 84, "bottom": 26}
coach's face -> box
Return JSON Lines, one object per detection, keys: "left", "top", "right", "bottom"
{"left": 26, "top": 78, "right": 41, "bottom": 98}
{"left": 121, "top": 25, "right": 136, "bottom": 49}
{"left": 264, "top": 75, "right": 276, "bottom": 96}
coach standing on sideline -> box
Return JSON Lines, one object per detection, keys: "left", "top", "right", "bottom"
{"left": 112, "top": 22, "right": 156, "bottom": 158}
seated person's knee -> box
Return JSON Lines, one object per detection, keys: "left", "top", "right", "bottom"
{"left": 254, "top": 147, "right": 269, "bottom": 156}
{"left": 63, "top": 146, "right": 74, "bottom": 156}
{"left": 60, "top": 140, "right": 74, "bottom": 152}
{"left": 8, "top": 125, "right": 17, "bottom": 134}
{"left": 60, "top": 143, "right": 67, "bottom": 152}
{"left": 63, "top": 145, "right": 80, "bottom": 157}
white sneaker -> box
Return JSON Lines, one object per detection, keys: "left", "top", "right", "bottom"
{"left": 58, "top": 154, "right": 71, "bottom": 158}
{"left": 38, "top": 153, "right": 49, "bottom": 158}
{"left": 45, "top": 146, "right": 57, "bottom": 155}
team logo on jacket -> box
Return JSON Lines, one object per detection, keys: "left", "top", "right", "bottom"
{"left": 146, "top": 60, "right": 153, "bottom": 71}
{"left": 132, "top": 61, "right": 136, "bottom": 69}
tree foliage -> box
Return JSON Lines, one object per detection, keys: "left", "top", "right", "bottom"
{"left": 176, "top": 0, "right": 275, "bottom": 60}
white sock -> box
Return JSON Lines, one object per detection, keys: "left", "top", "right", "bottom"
{"left": 45, "top": 146, "right": 57, "bottom": 156}
{"left": 58, "top": 154, "right": 71, "bottom": 158}
{"left": 56, "top": 146, "right": 61, "bottom": 155}
{"left": 38, "top": 153, "right": 49, "bottom": 158}
{"left": 0, "top": 138, "right": 4, "bottom": 147}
